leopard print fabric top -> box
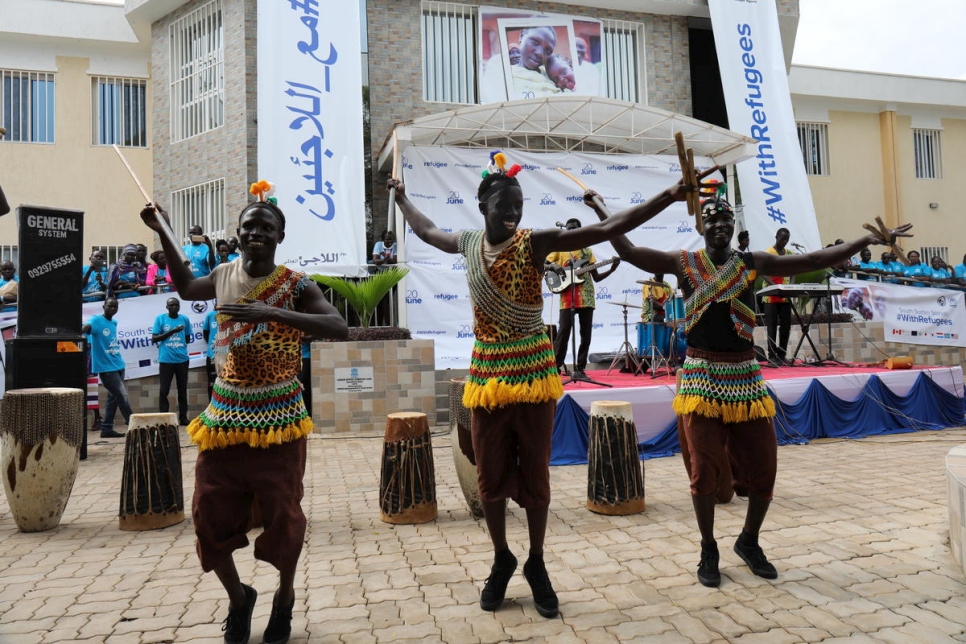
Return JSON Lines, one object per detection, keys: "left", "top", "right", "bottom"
{"left": 458, "top": 229, "right": 562, "bottom": 410}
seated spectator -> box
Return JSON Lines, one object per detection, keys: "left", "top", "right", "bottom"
{"left": 372, "top": 229, "right": 397, "bottom": 267}
{"left": 214, "top": 239, "right": 232, "bottom": 266}
{"left": 953, "top": 253, "right": 966, "bottom": 286}
{"left": 147, "top": 250, "right": 173, "bottom": 294}
{"left": 902, "top": 250, "right": 930, "bottom": 287}
{"left": 82, "top": 249, "right": 109, "bottom": 302}
{"left": 928, "top": 255, "right": 952, "bottom": 285}
{"left": 107, "top": 244, "right": 147, "bottom": 299}
{"left": 852, "top": 248, "right": 878, "bottom": 281}
{"left": 0, "top": 260, "right": 18, "bottom": 311}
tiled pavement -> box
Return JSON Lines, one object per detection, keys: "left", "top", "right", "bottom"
{"left": 1, "top": 426, "right": 965, "bottom": 643}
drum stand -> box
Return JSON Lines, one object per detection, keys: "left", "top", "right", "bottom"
{"left": 606, "top": 302, "right": 643, "bottom": 376}
{"left": 644, "top": 295, "right": 672, "bottom": 378}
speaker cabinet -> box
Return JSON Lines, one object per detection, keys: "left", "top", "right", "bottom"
{"left": 16, "top": 206, "right": 84, "bottom": 337}
{"left": 4, "top": 337, "right": 87, "bottom": 392}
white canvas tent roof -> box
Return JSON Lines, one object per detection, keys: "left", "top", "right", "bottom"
{"left": 377, "top": 95, "right": 757, "bottom": 171}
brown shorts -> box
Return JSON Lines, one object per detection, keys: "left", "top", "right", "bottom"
{"left": 680, "top": 412, "right": 777, "bottom": 500}
{"left": 192, "top": 438, "right": 307, "bottom": 573}
{"left": 471, "top": 400, "right": 555, "bottom": 508}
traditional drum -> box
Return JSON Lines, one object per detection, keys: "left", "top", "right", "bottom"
{"left": 586, "top": 400, "right": 645, "bottom": 515}
{"left": 379, "top": 412, "right": 437, "bottom": 524}
{"left": 449, "top": 378, "right": 484, "bottom": 517}
{"left": 0, "top": 387, "right": 85, "bottom": 532}
{"left": 119, "top": 413, "right": 185, "bottom": 531}
{"left": 675, "top": 370, "right": 735, "bottom": 504}
{"left": 636, "top": 322, "right": 670, "bottom": 358}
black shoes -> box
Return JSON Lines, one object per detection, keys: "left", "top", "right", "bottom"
{"left": 179, "top": 417, "right": 191, "bottom": 426}
{"left": 697, "top": 541, "right": 721, "bottom": 588}
{"left": 734, "top": 532, "right": 778, "bottom": 579}
{"left": 222, "top": 584, "right": 257, "bottom": 644}
{"left": 263, "top": 596, "right": 295, "bottom": 644}
{"left": 100, "top": 429, "right": 124, "bottom": 438}
{"left": 480, "top": 549, "right": 517, "bottom": 611}
{"left": 523, "top": 555, "right": 559, "bottom": 618}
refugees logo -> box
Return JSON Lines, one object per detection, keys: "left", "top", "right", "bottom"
{"left": 192, "top": 301, "right": 208, "bottom": 314}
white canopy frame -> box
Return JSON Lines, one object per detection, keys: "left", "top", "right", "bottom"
{"left": 378, "top": 96, "right": 758, "bottom": 328}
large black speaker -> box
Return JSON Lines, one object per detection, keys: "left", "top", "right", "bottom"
{"left": 16, "top": 205, "right": 84, "bottom": 337}
{"left": 4, "top": 336, "right": 87, "bottom": 392}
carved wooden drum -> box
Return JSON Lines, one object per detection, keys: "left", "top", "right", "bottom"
{"left": 119, "top": 413, "right": 184, "bottom": 531}
{"left": 586, "top": 400, "right": 645, "bottom": 515}
{"left": 379, "top": 412, "right": 437, "bottom": 524}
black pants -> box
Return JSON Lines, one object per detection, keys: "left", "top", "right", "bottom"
{"left": 555, "top": 307, "right": 594, "bottom": 371}
{"left": 764, "top": 302, "right": 791, "bottom": 361}
{"left": 159, "top": 360, "right": 189, "bottom": 421}
{"left": 205, "top": 357, "right": 217, "bottom": 401}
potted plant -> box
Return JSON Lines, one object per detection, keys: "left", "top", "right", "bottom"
{"left": 311, "top": 267, "right": 411, "bottom": 340}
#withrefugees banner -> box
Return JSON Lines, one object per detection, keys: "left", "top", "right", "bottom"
{"left": 257, "top": 0, "right": 368, "bottom": 277}
{"left": 709, "top": 0, "right": 822, "bottom": 253}
{"left": 835, "top": 278, "right": 966, "bottom": 348}
{"left": 399, "top": 145, "right": 717, "bottom": 368}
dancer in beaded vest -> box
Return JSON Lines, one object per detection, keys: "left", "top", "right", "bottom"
{"left": 588, "top": 193, "right": 912, "bottom": 589}
{"left": 388, "top": 150, "right": 693, "bottom": 618}
{"left": 140, "top": 181, "right": 347, "bottom": 644}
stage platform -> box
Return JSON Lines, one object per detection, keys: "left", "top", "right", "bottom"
{"left": 551, "top": 363, "right": 966, "bottom": 465}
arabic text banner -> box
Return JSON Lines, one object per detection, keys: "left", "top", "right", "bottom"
{"left": 257, "top": 0, "right": 368, "bottom": 277}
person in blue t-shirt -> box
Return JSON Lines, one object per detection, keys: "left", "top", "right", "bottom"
{"left": 151, "top": 297, "right": 193, "bottom": 425}
{"left": 82, "top": 297, "right": 132, "bottom": 438}
{"left": 226, "top": 236, "right": 240, "bottom": 262}
{"left": 82, "top": 249, "right": 109, "bottom": 302}
{"left": 953, "top": 253, "right": 966, "bottom": 287}
{"left": 0, "top": 260, "right": 19, "bottom": 311}
{"left": 202, "top": 306, "right": 219, "bottom": 400}
{"left": 852, "top": 248, "right": 879, "bottom": 281}
{"left": 182, "top": 225, "right": 216, "bottom": 278}
{"left": 902, "top": 250, "right": 931, "bottom": 287}
{"left": 875, "top": 251, "right": 903, "bottom": 284}
{"left": 928, "top": 255, "right": 952, "bottom": 286}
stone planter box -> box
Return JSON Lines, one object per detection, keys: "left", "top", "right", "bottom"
{"left": 310, "top": 339, "right": 436, "bottom": 434}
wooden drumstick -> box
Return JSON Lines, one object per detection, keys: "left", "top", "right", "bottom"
{"left": 556, "top": 167, "right": 611, "bottom": 216}
{"left": 112, "top": 145, "right": 190, "bottom": 266}
{"left": 674, "top": 132, "right": 704, "bottom": 234}
{"left": 863, "top": 216, "right": 908, "bottom": 264}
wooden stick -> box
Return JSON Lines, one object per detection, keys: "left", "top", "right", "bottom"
{"left": 112, "top": 145, "right": 190, "bottom": 266}
{"left": 556, "top": 167, "right": 610, "bottom": 216}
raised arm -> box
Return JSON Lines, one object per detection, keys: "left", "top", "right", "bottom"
{"left": 756, "top": 225, "right": 912, "bottom": 278}
{"left": 141, "top": 203, "right": 216, "bottom": 301}
{"left": 386, "top": 178, "right": 460, "bottom": 254}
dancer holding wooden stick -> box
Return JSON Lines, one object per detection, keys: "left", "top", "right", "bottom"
{"left": 587, "top": 191, "right": 912, "bottom": 588}
{"left": 388, "top": 150, "right": 699, "bottom": 618}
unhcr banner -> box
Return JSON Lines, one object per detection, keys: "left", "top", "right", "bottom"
{"left": 834, "top": 278, "right": 966, "bottom": 348}
{"left": 400, "top": 145, "right": 719, "bottom": 368}
{"left": 0, "top": 293, "right": 213, "bottom": 386}
{"left": 257, "top": 0, "right": 368, "bottom": 277}
{"left": 709, "top": 0, "right": 822, "bottom": 253}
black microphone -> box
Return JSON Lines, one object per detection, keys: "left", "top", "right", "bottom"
{"left": 555, "top": 221, "right": 567, "bottom": 228}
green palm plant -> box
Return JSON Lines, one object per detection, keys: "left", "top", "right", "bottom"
{"left": 311, "top": 267, "right": 409, "bottom": 329}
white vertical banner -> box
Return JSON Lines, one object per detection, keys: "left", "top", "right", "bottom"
{"left": 257, "top": 0, "right": 368, "bottom": 277}
{"left": 709, "top": 0, "right": 822, "bottom": 253}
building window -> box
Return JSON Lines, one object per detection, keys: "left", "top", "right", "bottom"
{"left": 0, "top": 245, "right": 18, "bottom": 266}
{"left": 170, "top": 178, "right": 227, "bottom": 244}
{"left": 94, "top": 245, "right": 128, "bottom": 267}
{"left": 920, "top": 246, "right": 948, "bottom": 267}
{"left": 169, "top": 0, "right": 224, "bottom": 142}
{"left": 420, "top": 3, "right": 645, "bottom": 105}
{"left": 913, "top": 129, "right": 942, "bottom": 179}
{"left": 601, "top": 20, "right": 645, "bottom": 103}
{"left": 92, "top": 77, "right": 148, "bottom": 147}
{"left": 422, "top": 2, "right": 477, "bottom": 104}
{"left": 1, "top": 70, "right": 55, "bottom": 143}
{"left": 796, "top": 122, "right": 829, "bottom": 176}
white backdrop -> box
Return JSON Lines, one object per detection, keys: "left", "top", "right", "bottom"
{"left": 399, "top": 145, "right": 720, "bottom": 368}
{"left": 710, "top": 0, "right": 822, "bottom": 253}
{"left": 257, "top": 0, "right": 368, "bottom": 276}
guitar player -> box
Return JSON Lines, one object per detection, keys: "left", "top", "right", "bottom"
{"left": 545, "top": 218, "right": 620, "bottom": 377}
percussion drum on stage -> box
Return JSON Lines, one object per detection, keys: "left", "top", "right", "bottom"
{"left": 379, "top": 412, "right": 437, "bottom": 524}
{"left": 586, "top": 400, "right": 645, "bottom": 515}
{"left": 666, "top": 296, "right": 685, "bottom": 324}
{"left": 119, "top": 413, "right": 185, "bottom": 531}
{"left": 449, "top": 378, "right": 484, "bottom": 517}
{"left": 670, "top": 330, "right": 688, "bottom": 365}
{"left": 0, "top": 387, "right": 85, "bottom": 532}
{"left": 636, "top": 322, "right": 670, "bottom": 358}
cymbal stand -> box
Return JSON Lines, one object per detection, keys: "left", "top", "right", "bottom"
{"left": 607, "top": 302, "right": 643, "bottom": 376}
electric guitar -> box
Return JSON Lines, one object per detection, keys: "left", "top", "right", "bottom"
{"left": 544, "top": 257, "right": 618, "bottom": 293}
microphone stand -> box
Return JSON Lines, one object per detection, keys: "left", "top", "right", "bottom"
{"left": 559, "top": 259, "right": 610, "bottom": 388}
